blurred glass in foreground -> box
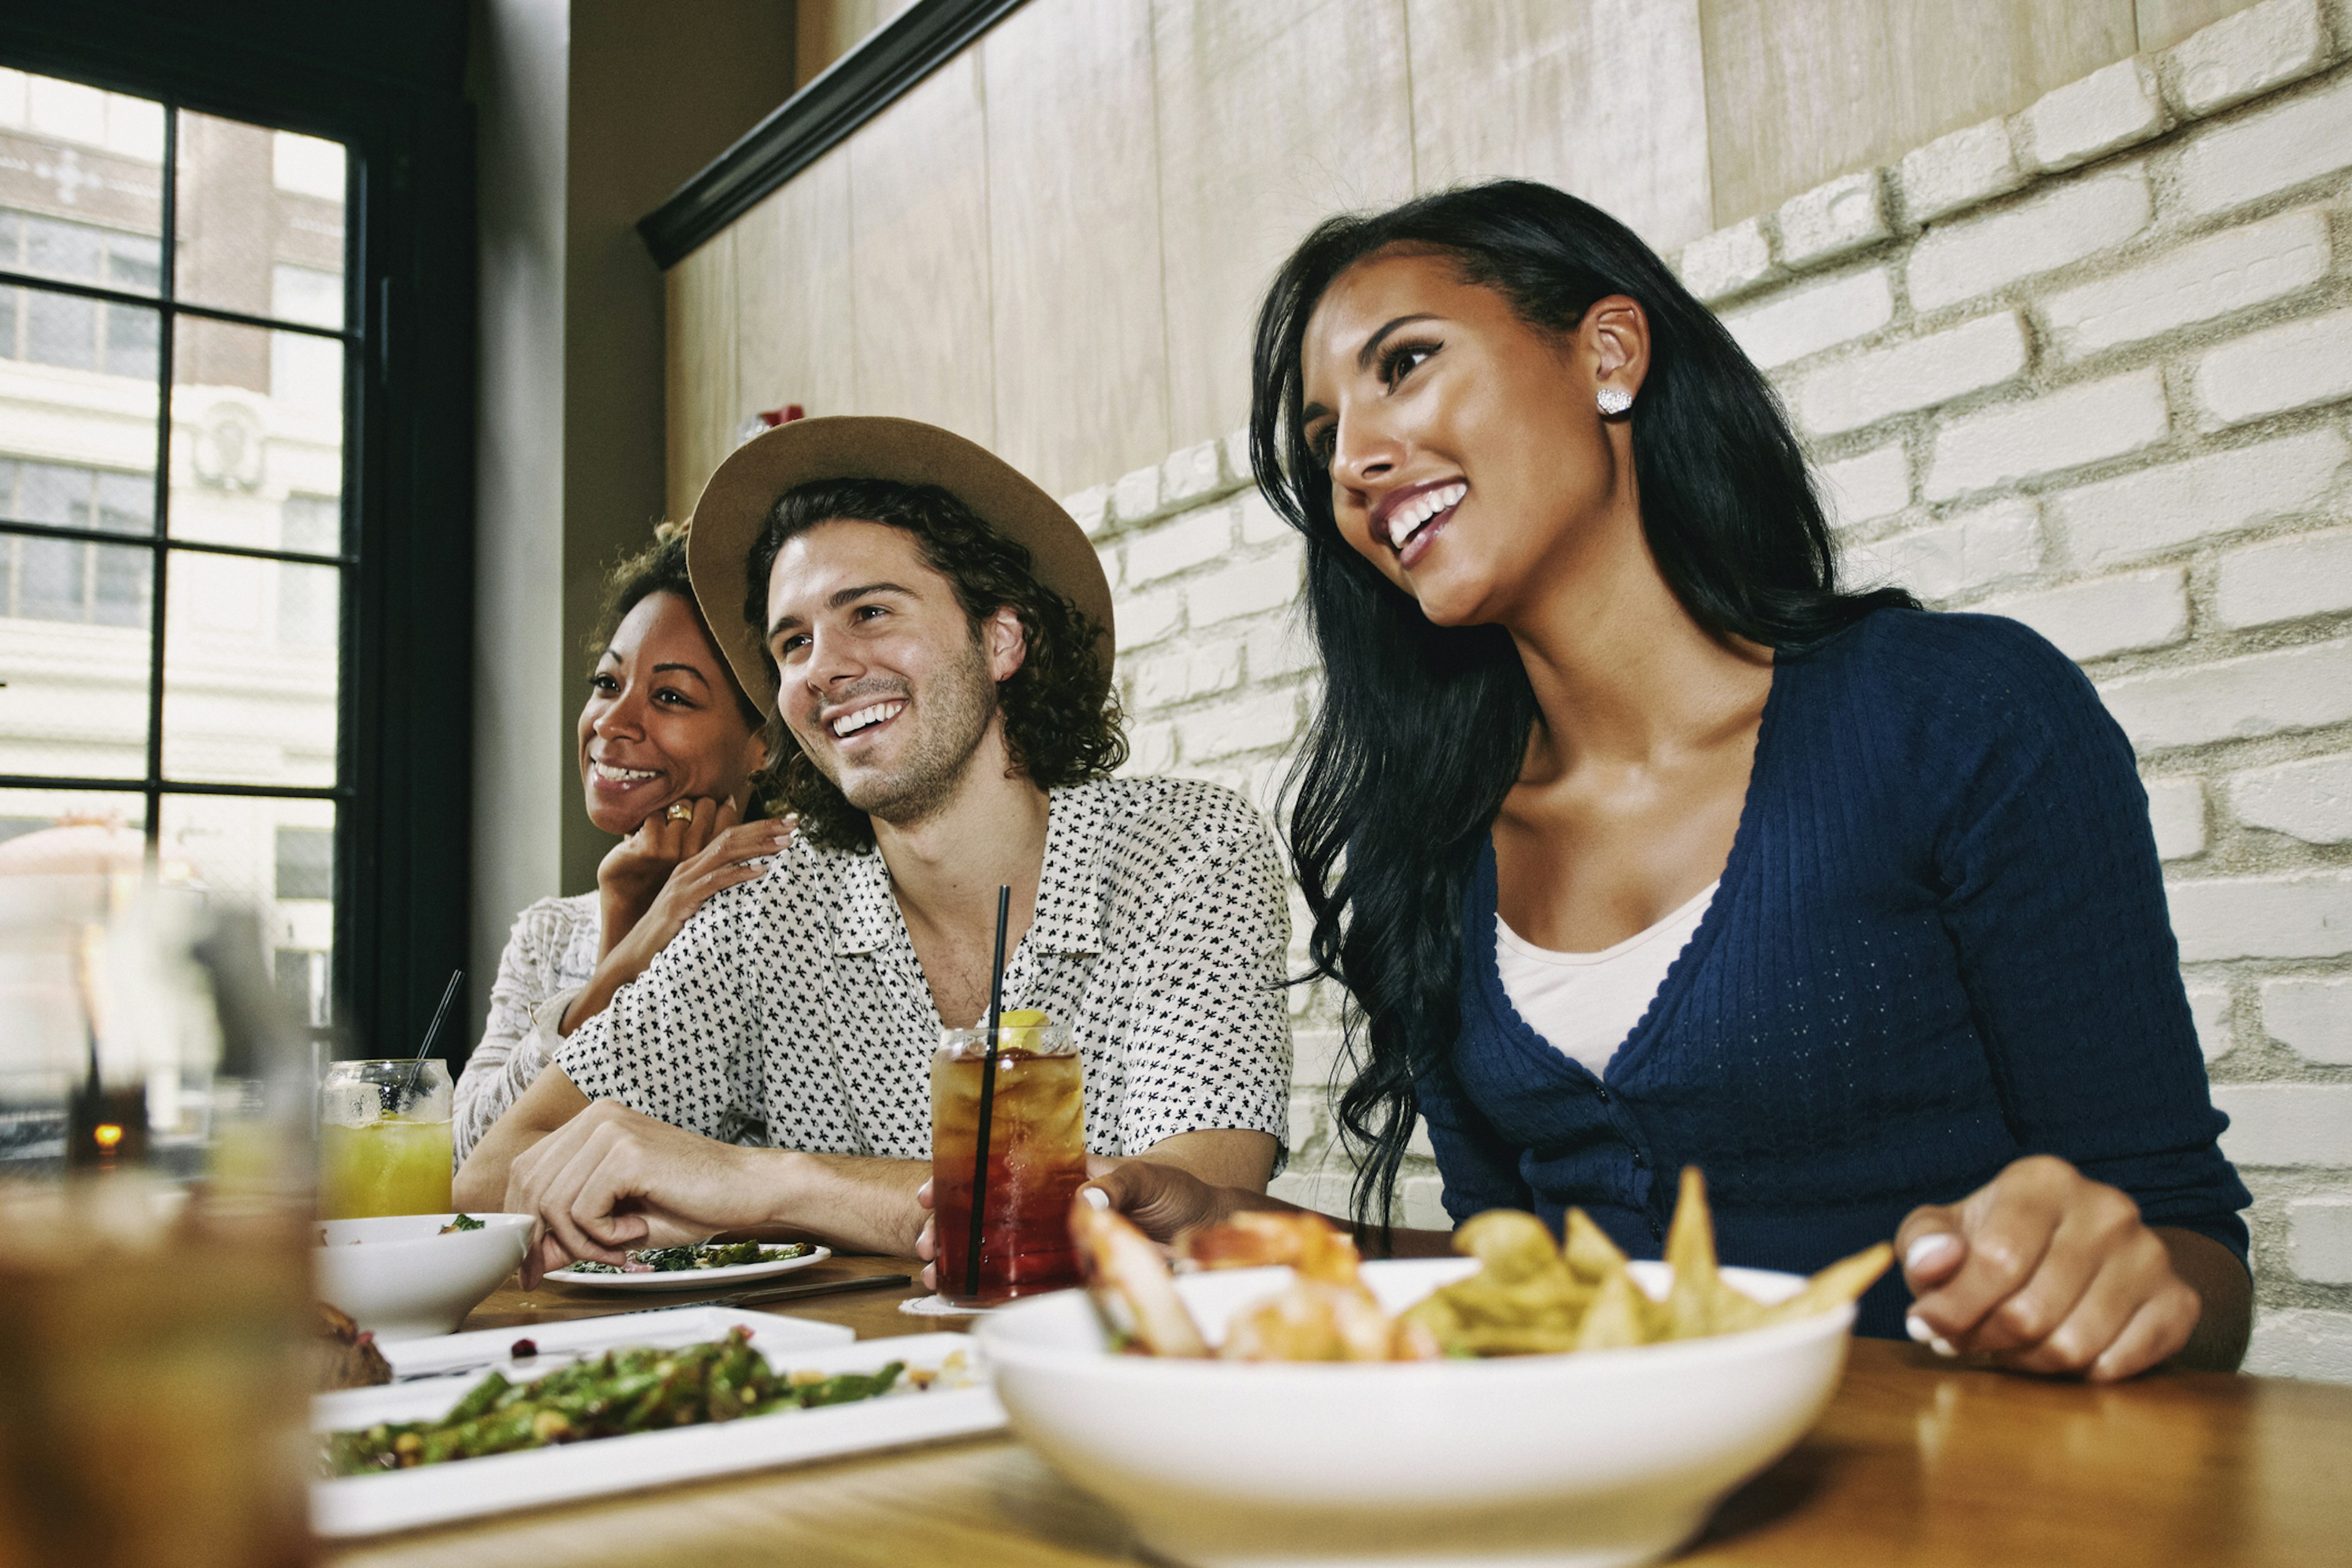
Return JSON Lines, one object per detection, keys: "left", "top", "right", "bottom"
{"left": 0, "top": 823, "right": 316, "bottom": 1567}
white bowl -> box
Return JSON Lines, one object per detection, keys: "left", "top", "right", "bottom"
{"left": 978, "top": 1257, "right": 1853, "bottom": 1568}
{"left": 314, "top": 1213, "right": 533, "bottom": 1340}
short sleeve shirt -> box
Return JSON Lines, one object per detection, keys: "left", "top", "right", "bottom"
{"left": 555, "top": 777, "right": 1294, "bottom": 1169}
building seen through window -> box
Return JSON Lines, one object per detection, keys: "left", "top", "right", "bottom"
{"left": 0, "top": 66, "right": 352, "bottom": 1028}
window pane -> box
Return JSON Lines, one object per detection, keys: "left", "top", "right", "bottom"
{"left": 159, "top": 794, "right": 335, "bottom": 1027}
{"left": 273, "top": 824, "right": 332, "bottom": 899}
{"left": 173, "top": 109, "right": 345, "bottom": 324}
{"left": 0, "top": 786, "right": 147, "bottom": 850}
{"left": 168, "top": 314, "right": 341, "bottom": 546}
{"left": 160, "top": 549, "right": 340, "bottom": 786}
{"left": 0, "top": 74, "right": 165, "bottom": 298}
{"left": 0, "top": 288, "right": 163, "bottom": 506}
{"left": 0, "top": 528, "right": 153, "bottom": 778}
{"left": 279, "top": 494, "right": 339, "bottom": 555}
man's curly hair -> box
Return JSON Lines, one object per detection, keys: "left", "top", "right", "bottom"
{"left": 743, "top": 477, "right": 1126, "bottom": 849}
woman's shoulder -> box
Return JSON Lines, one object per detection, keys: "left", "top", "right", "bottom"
{"left": 1793, "top": 607, "right": 2103, "bottom": 733}
{"left": 502, "top": 892, "right": 601, "bottom": 966}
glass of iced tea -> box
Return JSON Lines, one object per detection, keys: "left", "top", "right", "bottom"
{"left": 317, "top": 1058, "right": 453, "bottom": 1218}
{"left": 930, "top": 1009, "right": 1088, "bottom": 1306}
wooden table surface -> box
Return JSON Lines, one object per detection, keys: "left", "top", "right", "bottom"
{"left": 324, "top": 1254, "right": 2352, "bottom": 1568}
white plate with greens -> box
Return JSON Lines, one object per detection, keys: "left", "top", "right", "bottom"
{"left": 544, "top": 1241, "right": 832, "bottom": 1291}
{"left": 312, "top": 1327, "right": 997, "bottom": 1536}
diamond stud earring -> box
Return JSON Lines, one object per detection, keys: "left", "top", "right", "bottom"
{"left": 1596, "top": 386, "right": 1634, "bottom": 417}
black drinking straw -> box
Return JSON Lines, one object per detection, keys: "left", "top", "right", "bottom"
{"left": 963, "top": 884, "right": 1012, "bottom": 1299}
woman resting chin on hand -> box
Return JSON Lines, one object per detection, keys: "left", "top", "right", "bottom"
{"left": 451, "top": 524, "right": 791, "bottom": 1165}
{"left": 1086, "top": 178, "right": 2253, "bottom": 1382}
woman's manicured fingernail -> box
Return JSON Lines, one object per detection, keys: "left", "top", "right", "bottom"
{"left": 1905, "top": 1312, "right": 1934, "bottom": 1343}
{"left": 1928, "top": 1335, "right": 1958, "bottom": 1358}
{"left": 1906, "top": 1234, "right": 1959, "bottom": 1272}
{"left": 1080, "top": 1187, "right": 1110, "bottom": 1210}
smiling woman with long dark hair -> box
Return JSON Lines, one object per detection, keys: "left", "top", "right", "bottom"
{"left": 1089, "top": 179, "right": 2252, "bottom": 1382}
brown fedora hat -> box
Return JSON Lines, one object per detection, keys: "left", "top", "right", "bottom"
{"left": 684, "top": 415, "right": 1114, "bottom": 718}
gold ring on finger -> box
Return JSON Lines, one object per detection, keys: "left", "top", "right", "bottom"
{"left": 666, "top": 802, "right": 695, "bottom": 823}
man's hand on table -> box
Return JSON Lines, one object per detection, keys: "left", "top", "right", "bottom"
{"left": 506, "top": 1098, "right": 772, "bottom": 1288}
{"left": 1898, "top": 1154, "right": 2224, "bottom": 1382}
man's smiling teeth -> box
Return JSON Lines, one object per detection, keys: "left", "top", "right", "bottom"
{"left": 832, "top": 700, "right": 906, "bottom": 738}
{"left": 592, "top": 761, "right": 659, "bottom": 783}
{"left": 1388, "top": 482, "right": 1467, "bottom": 548}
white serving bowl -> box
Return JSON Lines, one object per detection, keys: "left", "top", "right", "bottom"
{"left": 314, "top": 1213, "right": 533, "bottom": 1340}
{"left": 978, "top": 1257, "right": 1853, "bottom": 1568}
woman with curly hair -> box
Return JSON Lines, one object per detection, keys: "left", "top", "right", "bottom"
{"left": 1089, "top": 180, "right": 2250, "bottom": 1383}
{"left": 451, "top": 523, "right": 786, "bottom": 1163}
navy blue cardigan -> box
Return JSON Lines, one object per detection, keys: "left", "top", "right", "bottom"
{"left": 1419, "top": 609, "right": 2250, "bottom": 1340}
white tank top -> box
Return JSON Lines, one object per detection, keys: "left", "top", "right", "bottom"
{"left": 1495, "top": 881, "right": 1719, "bottom": 1077}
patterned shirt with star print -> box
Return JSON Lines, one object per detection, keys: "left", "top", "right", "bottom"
{"left": 554, "top": 775, "right": 1294, "bottom": 1169}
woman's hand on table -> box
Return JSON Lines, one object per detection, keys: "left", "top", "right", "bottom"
{"left": 506, "top": 1098, "right": 769, "bottom": 1288}
{"left": 1897, "top": 1155, "right": 2204, "bottom": 1382}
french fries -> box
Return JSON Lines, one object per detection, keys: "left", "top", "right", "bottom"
{"left": 1399, "top": 1166, "right": 1891, "bottom": 1359}
{"left": 1074, "top": 1169, "right": 1893, "bottom": 1363}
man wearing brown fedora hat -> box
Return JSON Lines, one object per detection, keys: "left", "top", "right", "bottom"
{"left": 457, "top": 418, "right": 1292, "bottom": 1281}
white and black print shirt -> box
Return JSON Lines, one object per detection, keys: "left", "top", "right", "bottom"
{"left": 555, "top": 777, "right": 1294, "bottom": 1169}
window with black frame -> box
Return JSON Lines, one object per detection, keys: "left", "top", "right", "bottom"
{"left": 0, "top": 66, "right": 352, "bottom": 1030}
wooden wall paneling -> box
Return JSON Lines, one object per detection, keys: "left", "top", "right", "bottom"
{"left": 797, "top": 0, "right": 921, "bottom": 89}
{"left": 734, "top": 144, "right": 859, "bottom": 435}
{"left": 2136, "top": 0, "right": 2262, "bottom": 50}
{"left": 1406, "top": 0, "right": 1714, "bottom": 253}
{"left": 846, "top": 50, "right": 998, "bottom": 448}
{"left": 1150, "top": 0, "right": 1417, "bottom": 450}
{"left": 1885, "top": 0, "right": 2135, "bottom": 156}
{"left": 665, "top": 231, "right": 740, "bottom": 524}
{"left": 1698, "top": 0, "right": 1898, "bottom": 228}
{"left": 982, "top": 0, "right": 1170, "bottom": 497}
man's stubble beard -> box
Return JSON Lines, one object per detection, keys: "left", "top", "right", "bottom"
{"left": 826, "top": 635, "right": 999, "bottom": 829}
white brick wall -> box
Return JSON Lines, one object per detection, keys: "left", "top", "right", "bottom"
{"left": 2290, "top": 1196, "right": 2352, "bottom": 1284}
{"left": 1924, "top": 371, "right": 2169, "bottom": 500}
{"left": 1076, "top": 21, "right": 2352, "bottom": 1382}
{"left": 2174, "top": 67, "right": 2352, "bottom": 215}
{"left": 1896, "top": 119, "right": 2025, "bottom": 226}
{"left": 1722, "top": 266, "right": 1895, "bottom": 371}
{"left": 2164, "top": 0, "right": 2331, "bottom": 117}
{"left": 2215, "top": 524, "right": 2352, "bottom": 628}
{"left": 1980, "top": 567, "right": 2188, "bottom": 661}
{"left": 1904, "top": 168, "right": 2151, "bottom": 312}
{"left": 1817, "top": 443, "right": 1911, "bottom": 529}
{"left": 2014, "top": 58, "right": 2169, "bottom": 174}
{"left": 1845, "top": 500, "right": 2041, "bottom": 600}
{"left": 2051, "top": 429, "right": 2346, "bottom": 572}
{"left": 2038, "top": 208, "right": 2329, "bottom": 360}
{"left": 1773, "top": 170, "right": 1891, "bottom": 268}
{"left": 2230, "top": 754, "right": 2352, "bottom": 842}
{"left": 1795, "top": 312, "right": 2027, "bottom": 435}
{"left": 2096, "top": 639, "right": 2352, "bottom": 751}
{"left": 2193, "top": 306, "right": 2352, "bottom": 429}
{"left": 2148, "top": 775, "right": 2211, "bottom": 861}
{"left": 2263, "top": 976, "right": 2352, "bottom": 1063}
{"left": 2215, "top": 1085, "right": 2352, "bottom": 1165}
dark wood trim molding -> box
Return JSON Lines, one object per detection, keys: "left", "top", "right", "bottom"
{"left": 637, "top": 0, "right": 1029, "bottom": 270}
